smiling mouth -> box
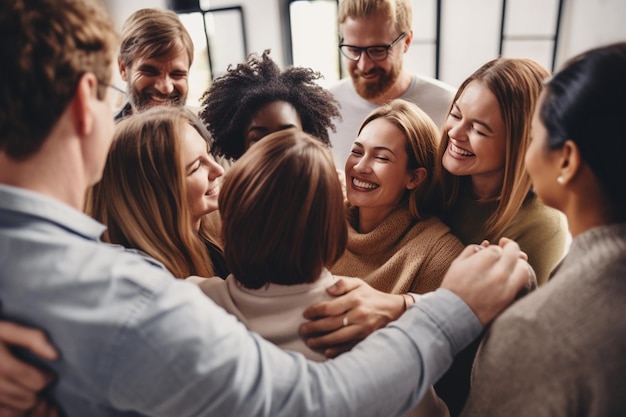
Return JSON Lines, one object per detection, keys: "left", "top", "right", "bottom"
{"left": 206, "top": 186, "right": 220, "bottom": 196}
{"left": 352, "top": 177, "right": 379, "bottom": 190}
{"left": 450, "top": 143, "right": 475, "bottom": 157}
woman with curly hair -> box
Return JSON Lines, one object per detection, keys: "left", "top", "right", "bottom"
{"left": 199, "top": 50, "right": 341, "bottom": 161}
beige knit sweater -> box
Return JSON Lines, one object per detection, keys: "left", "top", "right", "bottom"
{"left": 331, "top": 205, "right": 464, "bottom": 294}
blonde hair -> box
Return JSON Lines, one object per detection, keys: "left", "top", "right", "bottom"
{"left": 435, "top": 58, "right": 550, "bottom": 240}
{"left": 338, "top": 0, "right": 412, "bottom": 35}
{"left": 87, "top": 107, "right": 215, "bottom": 278}
{"left": 357, "top": 99, "right": 442, "bottom": 219}
{"left": 220, "top": 129, "right": 347, "bottom": 289}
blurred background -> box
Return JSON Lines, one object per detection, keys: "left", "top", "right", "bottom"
{"left": 103, "top": 0, "right": 626, "bottom": 107}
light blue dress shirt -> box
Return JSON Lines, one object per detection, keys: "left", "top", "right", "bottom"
{"left": 0, "top": 184, "right": 482, "bottom": 417}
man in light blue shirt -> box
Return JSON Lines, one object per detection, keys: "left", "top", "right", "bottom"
{"left": 0, "top": 1, "right": 530, "bottom": 416}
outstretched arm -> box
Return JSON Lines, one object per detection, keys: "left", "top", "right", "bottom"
{"left": 300, "top": 240, "right": 533, "bottom": 358}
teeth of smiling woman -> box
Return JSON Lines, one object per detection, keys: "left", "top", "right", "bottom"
{"left": 451, "top": 143, "right": 474, "bottom": 156}
{"left": 353, "top": 178, "right": 379, "bottom": 189}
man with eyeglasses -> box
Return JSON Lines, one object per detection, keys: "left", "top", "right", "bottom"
{"left": 329, "top": 0, "right": 455, "bottom": 166}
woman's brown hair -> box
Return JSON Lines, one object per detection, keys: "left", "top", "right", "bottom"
{"left": 87, "top": 106, "right": 215, "bottom": 278}
{"left": 219, "top": 129, "right": 347, "bottom": 289}
{"left": 435, "top": 58, "right": 550, "bottom": 240}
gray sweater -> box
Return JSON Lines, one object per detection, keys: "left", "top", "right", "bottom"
{"left": 461, "top": 222, "right": 626, "bottom": 417}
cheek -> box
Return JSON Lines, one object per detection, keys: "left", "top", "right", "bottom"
{"left": 186, "top": 176, "right": 205, "bottom": 202}
{"left": 174, "top": 79, "right": 188, "bottom": 94}
{"left": 131, "top": 76, "right": 152, "bottom": 93}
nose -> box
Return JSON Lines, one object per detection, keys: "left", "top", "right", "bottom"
{"left": 154, "top": 75, "right": 174, "bottom": 95}
{"left": 446, "top": 120, "right": 468, "bottom": 142}
{"left": 356, "top": 52, "right": 375, "bottom": 73}
{"left": 351, "top": 154, "right": 372, "bottom": 173}
{"left": 208, "top": 157, "right": 224, "bottom": 181}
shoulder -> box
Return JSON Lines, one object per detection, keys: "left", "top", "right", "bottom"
{"left": 509, "top": 195, "right": 568, "bottom": 240}
{"left": 328, "top": 77, "right": 355, "bottom": 95}
{"left": 413, "top": 73, "right": 456, "bottom": 94}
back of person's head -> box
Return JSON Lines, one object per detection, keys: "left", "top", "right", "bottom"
{"left": 88, "top": 106, "right": 214, "bottom": 278}
{"left": 0, "top": 0, "right": 117, "bottom": 160}
{"left": 119, "top": 8, "right": 193, "bottom": 70}
{"left": 358, "top": 99, "right": 441, "bottom": 219}
{"left": 199, "top": 50, "right": 340, "bottom": 161}
{"left": 220, "top": 129, "right": 347, "bottom": 289}
{"left": 437, "top": 58, "right": 550, "bottom": 239}
{"left": 540, "top": 42, "right": 626, "bottom": 217}
{"left": 338, "top": 0, "right": 412, "bottom": 35}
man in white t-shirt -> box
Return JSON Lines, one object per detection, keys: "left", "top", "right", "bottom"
{"left": 329, "top": 0, "right": 455, "bottom": 166}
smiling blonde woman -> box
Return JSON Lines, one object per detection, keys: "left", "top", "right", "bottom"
{"left": 330, "top": 99, "right": 463, "bottom": 295}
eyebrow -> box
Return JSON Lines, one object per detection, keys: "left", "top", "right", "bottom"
{"left": 452, "top": 104, "right": 495, "bottom": 134}
{"left": 352, "top": 141, "right": 396, "bottom": 155}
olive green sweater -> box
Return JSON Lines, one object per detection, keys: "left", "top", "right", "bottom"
{"left": 444, "top": 192, "right": 568, "bottom": 286}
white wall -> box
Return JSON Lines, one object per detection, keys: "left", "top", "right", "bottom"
{"left": 104, "top": 0, "right": 626, "bottom": 90}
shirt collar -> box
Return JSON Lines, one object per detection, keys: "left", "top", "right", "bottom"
{"left": 0, "top": 184, "right": 106, "bottom": 240}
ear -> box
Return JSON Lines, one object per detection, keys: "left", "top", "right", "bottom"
{"left": 403, "top": 30, "right": 413, "bottom": 53}
{"left": 557, "top": 140, "right": 582, "bottom": 185}
{"left": 118, "top": 56, "right": 128, "bottom": 82}
{"left": 406, "top": 167, "right": 427, "bottom": 190}
{"left": 71, "top": 73, "right": 98, "bottom": 137}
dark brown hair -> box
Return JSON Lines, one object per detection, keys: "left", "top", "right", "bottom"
{"left": 0, "top": 0, "right": 117, "bottom": 159}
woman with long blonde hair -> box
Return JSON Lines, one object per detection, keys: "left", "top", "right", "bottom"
{"left": 87, "top": 106, "right": 226, "bottom": 278}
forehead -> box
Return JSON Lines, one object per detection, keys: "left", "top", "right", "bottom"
{"left": 341, "top": 16, "right": 395, "bottom": 45}
{"left": 180, "top": 123, "right": 207, "bottom": 160}
{"left": 131, "top": 43, "right": 190, "bottom": 71}
{"left": 358, "top": 117, "right": 406, "bottom": 151}
{"left": 456, "top": 81, "right": 503, "bottom": 123}
{"left": 248, "top": 101, "right": 302, "bottom": 127}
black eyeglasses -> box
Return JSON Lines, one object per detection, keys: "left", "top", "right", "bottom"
{"left": 339, "top": 32, "right": 407, "bottom": 62}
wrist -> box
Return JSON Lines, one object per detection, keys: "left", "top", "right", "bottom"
{"left": 401, "top": 293, "right": 415, "bottom": 311}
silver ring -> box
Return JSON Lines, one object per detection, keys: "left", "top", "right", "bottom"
{"left": 342, "top": 316, "right": 349, "bottom": 327}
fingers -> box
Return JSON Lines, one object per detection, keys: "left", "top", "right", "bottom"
{"left": 302, "top": 296, "right": 351, "bottom": 322}
{"left": 442, "top": 239, "right": 529, "bottom": 325}
{"left": 0, "top": 399, "right": 60, "bottom": 417}
{"left": 0, "top": 323, "right": 57, "bottom": 413}
{"left": 0, "top": 405, "right": 23, "bottom": 417}
{"left": 0, "top": 323, "right": 57, "bottom": 361}
{"left": 323, "top": 277, "right": 365, "bottom": 297}
{"left": 0, "top": 345, "right": 47, "bottom": 411}
{"left": 498, "top": 237, "right": 528, "bottom": 261}
{"left": 27, "top": 398, "right": 59, "bottom": 417}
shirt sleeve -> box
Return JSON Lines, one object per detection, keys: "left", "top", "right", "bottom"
{"left": 108, "top": 281, "right": 482, "bottom": 417}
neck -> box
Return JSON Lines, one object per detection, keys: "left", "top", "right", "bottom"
{"left": 0, "top": 131, "right": 89, "bottom": 211}
{"left": 357, "top": 205, "right": 396, "bottom": 233}
{"left": 470, "top": 172, "right": 503, "bottom": 201}
{"left": 562, "top": 187, "right": 615, "bottom": 239}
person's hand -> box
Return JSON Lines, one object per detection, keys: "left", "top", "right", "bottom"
{"left": 0, "top": 322, "right": 58, "bottom": 417}
{"left": 441, "top": 238, "right": 533, "bottom": 325}
{"left": 299, "top": 277, "right": 406, "bottom": 358}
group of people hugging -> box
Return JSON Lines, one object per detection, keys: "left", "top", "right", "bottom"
{"left": 1, "top": 0, "right": 625, "bottom": 416}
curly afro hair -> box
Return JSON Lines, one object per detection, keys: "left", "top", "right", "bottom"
{"left": 199, "top": 50, "right": 341, "bottom": 160}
